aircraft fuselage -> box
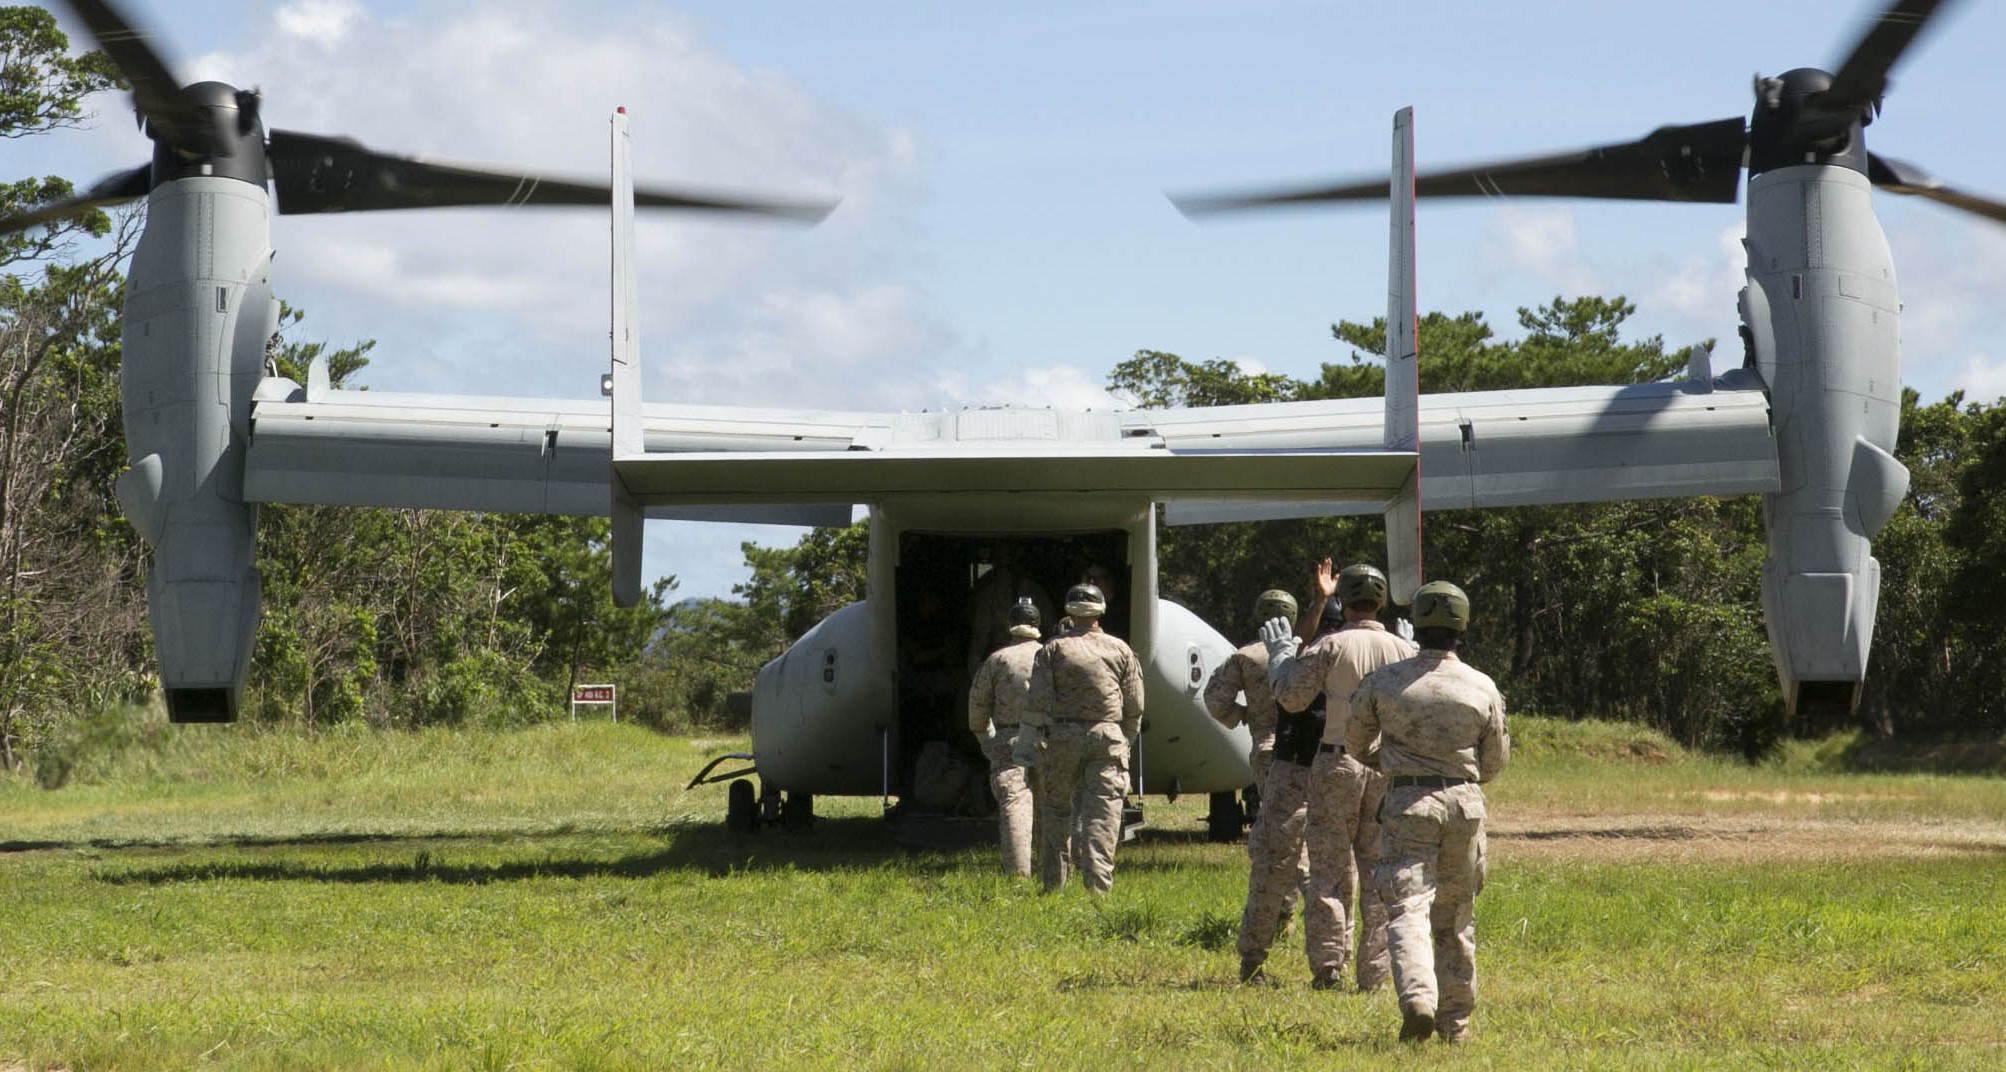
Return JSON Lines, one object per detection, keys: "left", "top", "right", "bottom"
{"left": 749, "top": 495, "right": 1253, "bottom": 800}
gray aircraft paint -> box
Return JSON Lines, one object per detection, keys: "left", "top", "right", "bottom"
{"left": 1742, "top": 162, "right": 1908, "bottom": 712}
{"left": 116, "top": 176, "right": 277, "bottom": 722}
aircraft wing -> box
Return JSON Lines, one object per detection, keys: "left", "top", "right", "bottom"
{"left": 244, "top": 386, "right": 1418, "bottom": 517}
{"left": 1153, "top": 377, "right": 1779, "bottom": 525}
{"left": 243, "top": 386, "right": 867, "bottom": 526}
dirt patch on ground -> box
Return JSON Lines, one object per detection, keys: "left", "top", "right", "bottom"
{"left": 1689, "top": 789, "right": 1922, "bottom": 804}
{"left": 1493, "top": 810, "right": 2006, "bottom": 864}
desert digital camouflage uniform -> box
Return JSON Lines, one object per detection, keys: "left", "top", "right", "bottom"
{"left": 1348, "top": 651, "right": 1509, "bottom": 1042}
{"left": 1233, "top": 744, "right": 1312, "bottom": 972}
{"left": 968, "top": 635, "right": 1042, "bottom": 877}
{"left": 1027, "top": 627, "right": 1144, "bottom": 893}
{"left": 1203, "top": 641, "right": 1282, "bottom": 791}
{"left": 1277, "top": 619, "right": 1414, "bottom": 988}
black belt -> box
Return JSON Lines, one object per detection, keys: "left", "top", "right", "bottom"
{"left": 1391, "top": 775, "right": 1468, "bottom": 788}
{"left": 1317, "top": 743, "right": 1345, "bottom": 755}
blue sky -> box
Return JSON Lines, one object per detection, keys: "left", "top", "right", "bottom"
{"left": 24, "top": 0, "right": 2006, "bottom": 600}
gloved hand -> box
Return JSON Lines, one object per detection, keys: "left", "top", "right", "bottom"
{"left": 1394, "top": 617, "right": 1415, "bottom": 643}
{"left": 1011, "top": 727, "right": 1038, "bottom": 768}
{"left": 1260, "top": 616, "right": 1299, "bottom": 689}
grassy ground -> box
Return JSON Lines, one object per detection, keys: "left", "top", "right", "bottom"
{"left": 2, "top": 714, "right": 2004, "bottom": 1070}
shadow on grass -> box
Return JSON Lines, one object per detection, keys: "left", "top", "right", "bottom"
{"left": 80, "top": 816, "right": 1012, "bottom": 887}
{"left": 1502, "top": 825, "right": 1703, "bottom": 842}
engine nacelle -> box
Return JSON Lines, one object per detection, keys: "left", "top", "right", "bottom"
{"left": 1141, "top": 599, "right": 1252, "bottom": 795}
{"left": 117, "top": 178, "right": 275, "bottom": 722}
{"left": 750, "top": 601, "right": 894, "bottom": 795}
{"left": 1742, "top": 163, "right": 1907, "bottom": 716}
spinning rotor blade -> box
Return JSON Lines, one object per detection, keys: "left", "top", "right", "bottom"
{"left": 64, "top": 0, "right": 217, "bottom": 154}
{"left": 1818, "top": 0, "right": 1959, "bottom": 113}
{"left": 1868, "top": 153, "right": 2006, "bottom": 225}
{"left": 1173, "top": 117, "right": 1746, "bottom": 217}
{"left": 267, "top": 131, "right": 836, "bottom": 222}
{"left": 0, "top": 164, "right": 152, "bottom": 237}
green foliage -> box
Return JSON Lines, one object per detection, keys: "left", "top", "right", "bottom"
{"left": 737, "top": 518, "right": 868, "bottom": 642}
{"left": 0, "top": 6, "right": 123, "bottom": 263}
{"left": 0, "top": 216, "right": 147, "bottom": 771}
{"left": 268, "top": 300, "right": 375, "bottom": 387}
{"left": 614, "top": 520, "right": 869, "bottom": 732}
{"left": 1109, "top": 349, "right": 1300, "bottom": 408}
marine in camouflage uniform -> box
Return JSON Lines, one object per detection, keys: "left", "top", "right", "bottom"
{"left": 1231, "top": 719, "right": 1316, "bottom": 981}
{"left": 1022, "top": 583, "right": 1144, "bottom": 894}
{"left": 1232, "top": 587, "right": 1335, "bottom": 983}
{"left": 1347, "top": 581, "right": 1509, "bottom": 1045}
{"left": 1203, "top": 589, "right": 1298, "bottom": 794}
{"left": 1274, "top": 562, "right": 1413, "bottom": 992}
{"left": 968, "top": 598, "right": 1044, "bottom": 877}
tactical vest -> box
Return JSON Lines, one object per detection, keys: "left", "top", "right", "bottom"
{"left": 1272, "top": 692, "right": 1326, "bottom": 767}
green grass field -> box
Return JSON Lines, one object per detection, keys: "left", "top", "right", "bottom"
{"left": 3, "top": 715, "right": 2004, "bottom": 1070}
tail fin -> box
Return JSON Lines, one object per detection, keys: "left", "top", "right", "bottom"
{"left": 609, "top": 107, "right": 644, "bottom": 606}
{"left": 1382, "top": 106, "right": 1422, "bottom": 604}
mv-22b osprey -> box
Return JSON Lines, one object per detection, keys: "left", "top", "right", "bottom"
{"left": 8, "top": 0, "right": 2002, "bottom": 835}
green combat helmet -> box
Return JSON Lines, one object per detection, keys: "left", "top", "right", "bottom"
{"left": 1254, "top": 589, "right": 1298, "bottom": 624}
{"left": 1008, "top": 596, "right": 1042, "bottom": 638}
{"left": 1336, "top": 563, "right": 1390, "bottom": 608}
{"left": 1411, "top": 580, "right": 1470, "bottom": 632}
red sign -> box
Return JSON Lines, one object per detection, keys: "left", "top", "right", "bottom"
{"left": 572, "top": 684, "right": 615, "bottom": 704}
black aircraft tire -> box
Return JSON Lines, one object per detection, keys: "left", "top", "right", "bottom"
{"left": 1206, "top": 790, "right": 1244, "bottom": 843}
{"left": 726, "top": 778, "right": 758, "bottom": 834}
{"left": 783, "top": 792, "right": 814, "bottom": 831}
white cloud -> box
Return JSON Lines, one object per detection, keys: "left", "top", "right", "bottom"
{"left": 1645, "top": 221, "right": 1745, "bottom": 326}
{"left": 1477, "top": 205, "right": 1601, "bottom": 296}
{"left": 1884, "top": 208, "right": 2006, "bottom": 403}
{"left": 272, "top": 0, "right": 362, "bottom": 47}
{"left": 944, "top": 364, "right": 1126, "bottom": 411}
{"left": 658, "top": 283, "right": 966, "bottom": 409}
{"left": 1944, "top": 354, "right": 2006, "bottom": 406}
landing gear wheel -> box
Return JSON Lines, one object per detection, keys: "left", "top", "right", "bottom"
{"left": 725, "top": 777, "right": 758, "bottom": 834}
{"left": 782, "top": 792, "right": 815, "bottom": 831}
{"left": 1207, "top": 790, "right": 1245, "bottom": 842}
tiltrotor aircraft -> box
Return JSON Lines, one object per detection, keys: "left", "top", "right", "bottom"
{"left": 5, "top": 0, "right": 2000, "bottom": 835}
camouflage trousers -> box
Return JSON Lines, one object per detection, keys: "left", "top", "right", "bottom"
{"left": 982, "top": 730, "right": 1035, "bottom": 878}
{"left": 1373, "top": 782, "right": 1488, "bottom": 1038}
{"left": 1035, "top": 721, "right": 1130, "bottom": 894}
{"left": 1304, "top": 749, "right": 1389, "bottom": 987}
{"left": 1235, "top": 757, "right": 1311, "bottom": 962}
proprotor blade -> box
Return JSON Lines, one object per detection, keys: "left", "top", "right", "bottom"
{"left": 1868, "top": 152, "right": 2006, "bottom": 225}
{"left": 1173, "top": 117, "right": 1746, "bottom": 216}
{"left": 267, "top": 130, "right": 837, "bottom": 222}
{"left": 1819, "top": 0, "right": 1960, "bottom": 112}
{"left": 63, "top": 0, "right": 216, "bottom": 154}
{"left": 0, "top": 164, "right": 152, "bottom": 236}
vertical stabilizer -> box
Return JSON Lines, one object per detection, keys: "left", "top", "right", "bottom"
{"left": 1383, "top": 107, "right": 1422, "bottom": 604}
{"left": 609, "top": 108, "right": 644, "bottom": 606}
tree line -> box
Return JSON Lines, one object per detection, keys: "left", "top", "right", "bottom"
{"left": 7, "top": 9, "right": 2004, "bottom": 770}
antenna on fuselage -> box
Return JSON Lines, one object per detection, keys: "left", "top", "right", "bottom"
{"left": 1382, "top": 107, "right": 1422, "bottom": 605}
{"left": 609, "top": 107, "right": 645, "bottom": 607}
